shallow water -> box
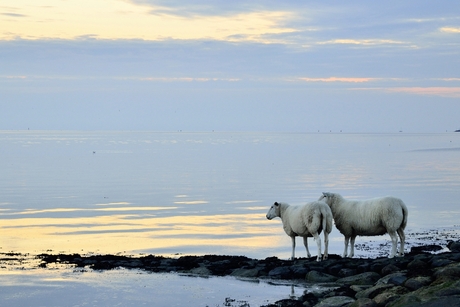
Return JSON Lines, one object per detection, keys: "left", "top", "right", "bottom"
{"left": 0, "top": 268, "right": 312, "bottom": 307}
{"left": 1, "top": 131, "right": 459, "bottom": 306}
{"left": 1, "top": 131, "right": 459, "bottom": 258}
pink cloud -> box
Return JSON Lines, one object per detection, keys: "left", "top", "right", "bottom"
{"left": 299, "top": 77, "right": 376, "bottom": 83}
{"left": 386, "top": 87, "right": 460, "bottom": 98}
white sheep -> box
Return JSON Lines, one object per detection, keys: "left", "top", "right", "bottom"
{"left": 266, "top": 201, "right": 333, "bottom": 261}
{"left": 318, "top": 192, "right": 408, "bottom": 258}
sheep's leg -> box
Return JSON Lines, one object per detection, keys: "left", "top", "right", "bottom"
{"left": 312, "top": 233, "right": 322, "bottom": 261}
{"left": 388, "top": 231, "right": 398, "bottom": 258}
{"left": 323, "top": 231, "right": 329, "bottom": 260}
{"left": 342, "top": 237, "right": 349, "bottom": 258}
{"left": 303, "top": 236, "right": 311, "bottom": 258}
{"left": 397, "top": 228, "right": 405, "bottom": 256}
{"left": 291, "top": 236, "right": 296, "bottom": 260}
{"left": 349, "top": 236, "right": 356, "bottom": 258}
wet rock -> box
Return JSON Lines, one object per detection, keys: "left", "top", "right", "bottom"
{"left": 386, "top": 274, "right": 408, "bottom": 286}
{"left": 33, "top": 247, "right": 460, "bottom": 307}
{"left": 190, "top": 266, "right": 211, "bottom": 275}
{"left": 306, "top": 270, "right": 338, "bottom": 283}
{"left": 314, "top": 295, "right": 355, "bottom": 307}
{"left": 268, "top": 266, "right": 291, "bottom": 279}
{"left": 447, "top": 241, "right": 460, "bottom": 252}
{"left": 433, "top": 262, "right": 460, "bottom": 281}
{"left": 404, "top": 276, "right": 431, "bottom": 291}
{"left": 372, "top": 286, "right": 407, "bottom": 306}
{"left": 290, "top": 264, "right": 309, "bottom": 278}
{"left": 262, "top": 298, "right": 304, "bottom": 307}
{"left": 336, "top": 272, "right": 381, "bottom": 286}
{"left": 337, "top": 268, "right": 357, "bottom": 277}
{"left": 381, "top": 264, "right": 400, "bottom": 276}
{"left": 230, "top": 268, "right": 260, "bottom": 278}
{"left": 355, "top": 284, "right": 394, "bottom": 299}
{"left": 410, "top": 245, "right": 443, "bottom": 253}
{"left": 347, "top": 298, "right": 377, "bottom": 307}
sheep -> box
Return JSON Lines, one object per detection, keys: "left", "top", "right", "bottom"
{"left": 266, "top": 201, "right": 333, "bottom": 261}
{"left": 318, "top": 192, "right": 408, "bottom": 258}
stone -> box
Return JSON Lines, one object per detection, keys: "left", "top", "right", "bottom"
{"left": 268, "top": 266, "right": 292, "bottom": 279}
{"left": 447, "top": 241, "right": 460, "bottom": 252}
{"left": 230, "top": 268, "right": 260, "bottom": 278}
{"left": 338, "top": 268, "right": 357, "bottom": 277}
{"left": 433, "top": 263, "right": 460, "bottom": 280}
{"left": 373, "top": 287, "right": 407, "bottom": 306}
{"left": 410, "top": 245, "right": 443, "bottom": 253}
{"left": 347, "top": 298, "right": 377, "bottom": 307}
{"left": 337, "top": 272, "right": 381, "bottom": 286}
{"left": 314, "top": 296, "right": 355, "bottom": 307}
{"left": 189, "top": 266, "right": 211, "bottom": 275}
{"left": 355, "top": 284, "right": 394, "bottom": 299}
{"left": 381, "top": 264, "right": 401, "bottom": 276}
{"left": 387, "top": 274, "right": 408, "bottom": 286}
{"left": 404, "top": 276, "right": 432, "bottom": 291}
{"left": 306, "top": 270, "right": 338, "bottom": 283}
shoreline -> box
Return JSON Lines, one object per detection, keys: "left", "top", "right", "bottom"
{"left": 2, "top": 242, "right": 460, "bottom": 307}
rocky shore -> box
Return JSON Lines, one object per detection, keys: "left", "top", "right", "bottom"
{"left": 33, "top": 242, "right": 460, "bottom": 307}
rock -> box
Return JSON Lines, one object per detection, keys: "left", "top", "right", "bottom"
{"left": 262, "top": 298, "right": 304, "bottom": 307}
{"left": 447, "top": 241, "right": 460, "bottom": 252}
{"left": 350, "top": 285, "right": 372, "bottom": 293}
{"left": 337, "top": 272, "right": 381, "bottom": 286}
{"left": 230, "top": 268, "right": 260, "bottom": 278}
{"left": 387, "top": 274, "right": 408, "bottom": 286}
{"left": 268, "top": 266, "right": 291, "bottom": 279}
{"left": 347, "top": 298, "right": 377, "bottom": 307}
{"left": 189, "top": 266, "right": 211, "bottom": 275}
{"left": 407, "top": 259, "right": 428, "bottom": 271}
{"left": 355, "top": 284, "right": 394, "bottom": 299}
{"left": 290, "top": 264, "right": 309, "bottom": 277}
{"left": 314, "top": 296, "right": 355, "bottom": 307}
{"left": 410, "top": 245, "right": 443, "bottom": 253}
{"left": 338, "top": 268, "right": 357, "bottom": 277}
{"left": 404, "top": 276, "right": 432, "bottom": 291}
{"left": 381, "top": 264, "right": 401, "bottom": 276}
{"left": 433, "top": 262, "right": 460, "bottom": 281}
{"left": 372, "top": 286, "right": 408, "bottom": 306}
{"left": 430, "top": 257, "right": 453, "bottom": 268}
{"left": 306, "top": 270, "right": 338, "bottom": 283}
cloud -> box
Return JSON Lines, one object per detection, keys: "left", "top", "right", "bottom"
{"left": 317, "top": 39, "right": 407, "bottom": 46}
{"left": 1, "top": 12, "right": 27, "bottom": 17}
{"left": 387, "top": 87, "right": 460, "bottom": 98}
{"left": 355, "top": 87, "right": 460, "bottom": 98}
{"left": 440, "top": 27, "right": 460, "bottom": 33}
{"left": 298, "top": 77, "right": 377, "bottom": 83}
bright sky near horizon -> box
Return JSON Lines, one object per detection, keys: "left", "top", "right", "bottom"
{"left": 1, "top": 0, "right": 460, "bottom": 132}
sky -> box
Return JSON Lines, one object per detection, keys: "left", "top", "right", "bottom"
{"left": 1, "top": 0, "right": 459, "bottom": 132}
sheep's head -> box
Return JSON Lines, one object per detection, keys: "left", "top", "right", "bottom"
{"left": 319, "top": 192, "right": 334, "bottom": 205}
{"left": 266, "top": 202, "right": 281, "bottom": 220}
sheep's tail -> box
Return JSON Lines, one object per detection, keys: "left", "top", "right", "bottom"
{"left": 400, "top": 202, "right": 408, "bottom": 230}
{"left": 321, "top": 206, "right": 332, "bottom": 234}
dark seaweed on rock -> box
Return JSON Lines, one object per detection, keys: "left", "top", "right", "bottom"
{"left": 35, "top": 242, "right": 460, "bottom": 307}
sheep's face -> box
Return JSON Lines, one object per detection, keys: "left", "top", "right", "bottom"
{"left": 266, "top": 202, "right": 280, "bottom": 220}
{"left": 319, "top": 192, "right": 333, "bottom": 206}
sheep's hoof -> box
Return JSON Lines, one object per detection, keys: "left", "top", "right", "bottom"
{"left": 316, "top": 257, "right": 321, "bottom": 262}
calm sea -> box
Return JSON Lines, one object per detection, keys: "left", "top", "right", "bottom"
{"left": 1, "top": 131, "right": 459, "bottom": 259}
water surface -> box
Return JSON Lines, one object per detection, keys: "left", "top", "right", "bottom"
{"left": 1, "top": 131, "right": 459, "bottom": 258}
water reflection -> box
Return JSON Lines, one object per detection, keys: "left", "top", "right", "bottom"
{"left": 0, "top": 131, "right": 459, "bottom": 258}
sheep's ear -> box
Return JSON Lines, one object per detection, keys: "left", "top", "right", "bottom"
{"left": 274, "top": 202, "right": 279, "bottom": 206}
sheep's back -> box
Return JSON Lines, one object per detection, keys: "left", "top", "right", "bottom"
{"left": 332, "top": 197, "right": 405, "bottom": 236}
